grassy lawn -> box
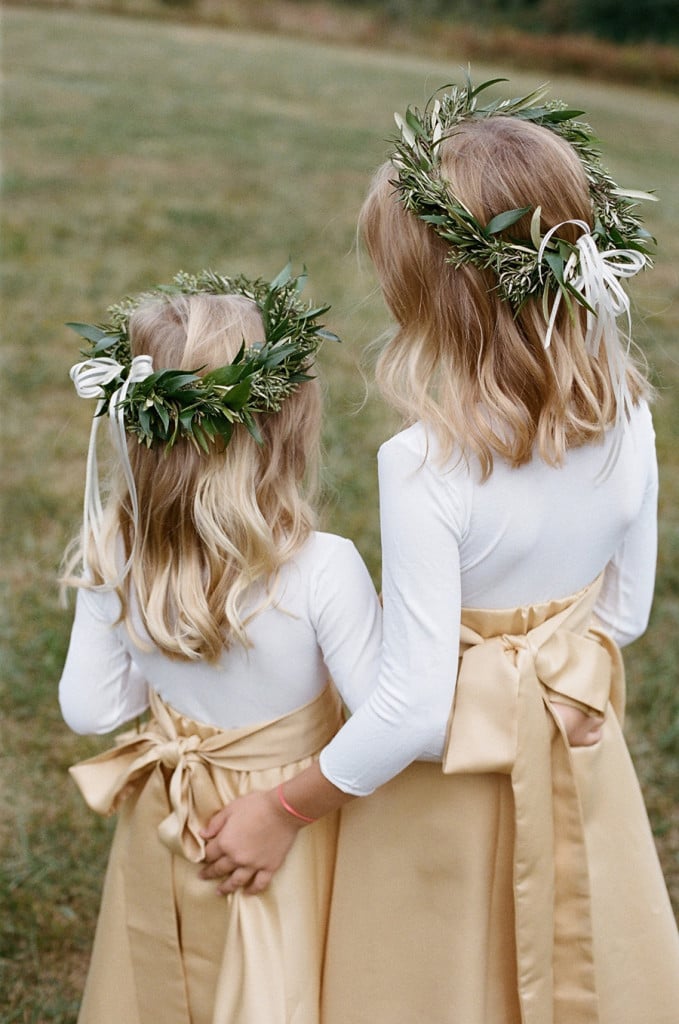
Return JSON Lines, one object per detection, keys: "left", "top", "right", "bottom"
{"left": 2, "top": 6, "right": 678, "bottom": 1018}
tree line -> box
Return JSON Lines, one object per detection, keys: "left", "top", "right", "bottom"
{"left": 328, "top": 0, "right": 679, "bottom": 44}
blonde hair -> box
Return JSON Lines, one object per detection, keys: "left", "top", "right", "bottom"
{"left": 360, "top": 116, "right": 650, "bottom": 477}
{"left": 64, "top": 293, "right": 322, "bottom": 662}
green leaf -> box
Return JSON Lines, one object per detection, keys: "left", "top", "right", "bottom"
{"left": 269, "top": 263, "right": 293, "bottom": 290}
{"left": 484, "top": 207, "right": 531, "bottom": 236}
{"left": 156, "top": 404, "right": 170, "bottom": 434}
{"left": 315, "top": 328, "right": 341, "bottom": 344}
{"left": 539, "top": 108, "right": 585, "bottom": 124}
{"left": 530, "top": 206, "right": 543, "bottom": 250}
{"left": 153, "top": 370, "right": 202, "bottom": 390}
{"left": 179, "top": 408, "right": 195, "bottom": 431}
{"left": 203, "top": 364, "right": 247, "bottom": 387}
{"left": 221, "top": 379, "right": 252, "bottom": 410}
{"left": 241, "top": 409, "right": 263, "bottom": 445}
{"left": 66, "top": 322, "right": 111, "bottom": 343}
{"left": 543, "top": 251, "right": 565, "bottom": 285}
{"left": 470, "top": 77, "right": 508, "bottom": 98}
{"left": 405, "top": 108, "right": 425, "bottom": 137}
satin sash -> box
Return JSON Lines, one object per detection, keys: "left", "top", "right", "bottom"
{"left": 443, "top": 575, "right": 624, "bottom": 1024}
{"left": 70, "top": 685, "right": 342, "bottom": 1024}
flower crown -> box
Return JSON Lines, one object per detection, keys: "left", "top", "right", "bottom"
{"left": 391, "top": 72, "right": 656, "bottom": 329}
{"left": 69, "top": 265, "right": 339, "bottom": 452}
{"left": 68, "top": 266, "right": 338, "bottom": 584}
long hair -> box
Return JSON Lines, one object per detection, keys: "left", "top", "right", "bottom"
{"left": 64, "top": 293, "right": 322, "bottom": 661}
{"left": 359, "top": 116, "right": 650, "bottom": 477}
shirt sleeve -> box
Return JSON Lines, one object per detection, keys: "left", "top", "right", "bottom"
{"left": 309, "top": 537, "right": 382, "bottom": 713}
{"left": 319, "top": 432, "right": 470, "bottom": 796}
{"left": 58, "top": 587, "right": 150, "bottom": 734}
{"left": 594, "top": 407, "right": 659, "bottom": 647}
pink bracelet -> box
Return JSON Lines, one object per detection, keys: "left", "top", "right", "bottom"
{"left": 276, "top": 784, "right": 316, "bottom": 824}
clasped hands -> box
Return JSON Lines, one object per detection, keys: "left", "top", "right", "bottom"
{"left": 199, "top": 788, "right": 305, "bottom": 896}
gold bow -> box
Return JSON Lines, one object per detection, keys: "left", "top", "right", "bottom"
{"left": 70, "top": 686, "right": 342, "bottom": 1024}
{"left": 70, "top": 686, "right": 340, "bottom": 861}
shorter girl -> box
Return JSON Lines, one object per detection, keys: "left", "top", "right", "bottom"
{"left": 58, "top": 269, "right": 381, "bottom": 1024}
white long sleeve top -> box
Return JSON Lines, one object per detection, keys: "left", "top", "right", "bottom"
{"left": 59, "top": 532, "right": 382, "bottom": 735}
{"left": 318, "top": 401, "right": 658, "bottom": 796}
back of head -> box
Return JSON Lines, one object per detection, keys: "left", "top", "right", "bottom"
{"left": 361, "top": 111, "right": 649, "bottom": 474}
{"left": 91, "top": 292, "right": 322, "bottom": 661}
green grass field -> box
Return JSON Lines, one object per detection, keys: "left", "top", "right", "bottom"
{"left": 2, "top": 6, "right": 678, "bottom": 1019}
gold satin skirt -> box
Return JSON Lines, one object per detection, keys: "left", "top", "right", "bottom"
{"left": 70, "top": 685, "right": 343, "bottom": 1024}
{"left": 322, "top": 585, "right": 679, "bottom": 1024}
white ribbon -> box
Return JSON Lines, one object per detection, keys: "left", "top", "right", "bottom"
{"left": 70, "top": 354, "right": 155, "bottom": 582}
{"left": 537, "top": 220, "right": 645, "bottom": 353}
{"left": 537, "top": 220, "right": 646, "bottom": 477}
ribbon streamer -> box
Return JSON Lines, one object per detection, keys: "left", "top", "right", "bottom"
{"left": 537, "top": 220, "right": 646, "bottom": 477}
{"left": 70, "top": 354, "right": 154, "bottom": 583}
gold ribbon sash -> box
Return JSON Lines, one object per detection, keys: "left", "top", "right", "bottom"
{"left": 70, "top": 685, "right": 342, "bottom": 1024}
{"left": 442, "top": 576, "right": 624, "bottom": 1024}
{"left": 71, "top": 684, "right": 341, "bottom": 861}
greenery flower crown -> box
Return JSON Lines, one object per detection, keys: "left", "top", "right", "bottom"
{"left": 391, "top": 72, "right": 656, "bottom": 314}
{"left": 68, "top": 265, "right": 339, "bottom": 452}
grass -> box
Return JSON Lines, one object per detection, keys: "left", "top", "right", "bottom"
{"left": 2, "top": 6, "right": 678, "bottom": 1019}
{"left": 9, "top": 0, "right": 679, "bottom": 91}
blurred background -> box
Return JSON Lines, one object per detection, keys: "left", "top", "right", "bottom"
{"left": 2, "top": 1, "right": 678, "bottom": 1019}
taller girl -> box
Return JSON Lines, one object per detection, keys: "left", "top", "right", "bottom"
{"left": 200, "top": 78, "right": 679, "bottom": 1023}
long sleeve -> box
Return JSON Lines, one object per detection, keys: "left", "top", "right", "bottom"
{"left": 319, "top": 436, "right": 470, "bottom": 796}
{"left": 310, "top": 538, "right": 383, "bottom": 714}
{"left": 592, "top": 408, "right": 658, "bottom": 647}
{"left": 319, "top": 405, "right": 660, "bottom": 797}
{"left": 59, "top": 587, "right": 150, "bottom": 734}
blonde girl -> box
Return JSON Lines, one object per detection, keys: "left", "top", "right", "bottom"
{"left": 58, "top": 271, "right": 381, "bottom": 1024}
{"left": 198, "top": 82, "right": 679, "bottom": 1024}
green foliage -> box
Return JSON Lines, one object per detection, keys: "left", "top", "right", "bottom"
{"left": 69, "top": 266, "right": 338, "bottom": 452}
{"left": 392, "top": 73, "right": 655, "bottom": 312}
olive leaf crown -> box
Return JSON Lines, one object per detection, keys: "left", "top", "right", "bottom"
{"left": 68, "top": 265, "right": 339, "bottom": 452}
{"left": 391, "top": 73, "right": 656, "bottom": 315}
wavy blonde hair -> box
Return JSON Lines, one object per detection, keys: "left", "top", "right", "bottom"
{"left": 360, "top": 116, "right": 650, "bottom": 477}
{"left": 64, "top": 293, "right": 322, "bottom": 662}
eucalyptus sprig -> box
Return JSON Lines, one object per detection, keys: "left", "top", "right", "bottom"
{"left": 68, "top": 265, "right": 339, "bottom": 452}
{"left": 391, "top": 71, "right": 656, "bottom": 311}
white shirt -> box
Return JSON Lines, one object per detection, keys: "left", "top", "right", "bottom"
{"left": 59, "top": 532, "right": 382, "bottom": 735}
{"left": 319, "top": 402, "right": 658, "bottom": 796}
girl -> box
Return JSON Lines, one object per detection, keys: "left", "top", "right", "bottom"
{"left": 199, "top": 81, "right": 679, "bottom": 1023}
{"left": 58, "top": 269, "right": 382, "bottom": 1024}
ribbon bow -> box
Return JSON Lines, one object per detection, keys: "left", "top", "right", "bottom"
{"left": 443, "top": 578, "right": 625, "bottom": 1024}
{"left": 69, "top": 354, "right": 154, "bottom": 583}
{"left": 538, "top": 221, "right": 646, "bottom": 477}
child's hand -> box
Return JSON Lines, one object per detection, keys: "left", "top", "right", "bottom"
{"left": 550, "top": 701, "right": 603, "bottom": 747}
{"left": 199, "top": 789, "right": 304, "bottom": 896}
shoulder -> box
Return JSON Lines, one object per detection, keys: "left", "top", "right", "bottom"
{"left": 378, "top": 421, "right": 433, "bottom": 466}
{"left": 378, "top": 422, "right": 473, "bottom": 494}
{"left": 288, "top": 531, "right": 371, "bottom": 584}
{"left": 628, "top": 399, "right": 656, "bottom": 446}
{"left": 290, "top": 532, "right": 377, "bottom": 618}
{"left": 378, "top": 424, "right": 474, "bottom": 537}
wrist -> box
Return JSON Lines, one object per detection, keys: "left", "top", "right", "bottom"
{"left": 273, "top": 782, "right": 316, "bottom": 827}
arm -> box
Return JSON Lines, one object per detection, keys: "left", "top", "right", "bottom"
{"left": 201, "top": 538, "right": 382, "bottom": 893}
{"left": 593, "top": 414, "right": 658, "bottom": 646}
{"left": 59, "top": 587, "right": 149, "bottom": 734}
{"left": 202, "top": 432, "right": 469, "bottom": 890}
